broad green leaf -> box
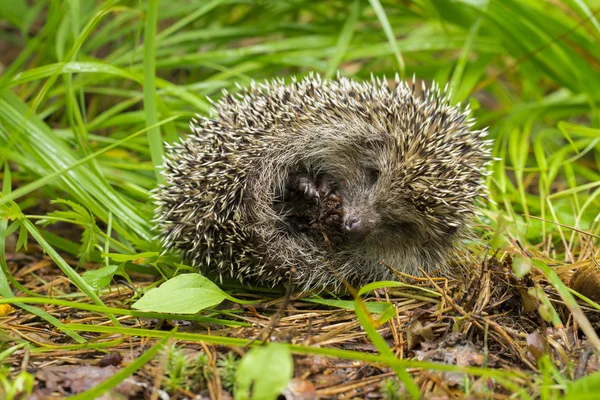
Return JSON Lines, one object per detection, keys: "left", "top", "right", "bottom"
{"left": 235, "top": 343, "right": 293, "bottom": 400}
{"left": 132, "top": 273, "right": 228, "bottom": 314}
{"left": 82, "top": 264, "right": 121, "bottom": 292}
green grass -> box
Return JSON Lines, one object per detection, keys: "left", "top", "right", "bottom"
{"left": 1, "top": 0, "right": 600, "bottom": 398}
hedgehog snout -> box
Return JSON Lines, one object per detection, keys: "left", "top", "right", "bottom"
{"left": 342, "top": 200, "right": 379, "bottom": 241}
{"left": 342, "top": 213, "right": 369, "bottom": 241}
{"left": 343, "top": 215, "right": 362, "bottom": 232}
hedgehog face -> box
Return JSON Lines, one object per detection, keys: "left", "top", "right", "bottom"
{"left": 335, "top": 129, "right": 452, "bottom": 251}
{"left": 337, "top": 145, "right": 427, "bottom": 246}
{"left": 338, "top": 161, "right": 383, "bottom": 237}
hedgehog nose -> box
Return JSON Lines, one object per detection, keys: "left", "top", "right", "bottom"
{"left": 344, "top": 216, "right": 362, "bottom": 232}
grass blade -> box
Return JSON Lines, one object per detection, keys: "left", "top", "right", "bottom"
{"left": 325, "top": 0, "right": 361, "bottom": 78}
{"left": 143, "top": 0, "right": 165, "bottom": 184}
{"left": 368, "top": 0, "right": 405, "bottom": 77}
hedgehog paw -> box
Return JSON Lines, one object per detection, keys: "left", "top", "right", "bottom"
{"left": 296, "top": 176, "right": 320, "bottom": 204}
{"left": 316, "top": 177, "right": 333, "bottom": 198}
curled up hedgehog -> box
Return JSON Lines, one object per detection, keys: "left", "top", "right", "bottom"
{"left": 153, "top": 74, "right": 491, "bottom": 292}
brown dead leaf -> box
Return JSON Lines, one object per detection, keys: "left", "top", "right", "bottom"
{"left": 526, "top": 330, "right": 546, "bottom": 363}
{"left": 34, "top": 365, "right": 142, "bottom": 397}
{"left": 282, "top": 378, "right": 317, "bottom": 400}
{"left": 416, "top": 333, "right": 487, "bottom": 367}
{"left": 407, "top": 319, "right": 435, "bottom": 350}
{"left": 98, "top": 352, "right": 123, "bottom": 367}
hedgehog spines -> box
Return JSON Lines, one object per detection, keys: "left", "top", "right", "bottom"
{"left": 153, "top": 73, "right": 491, "bottom": 292}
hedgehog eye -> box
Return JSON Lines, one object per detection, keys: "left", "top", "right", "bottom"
{"left": 366, "top": 168, "right": 380, "bottom": 185}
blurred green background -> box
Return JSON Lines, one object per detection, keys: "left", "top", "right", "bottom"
{"left": 1, "top": 0, "right": 599, "bottom": 266}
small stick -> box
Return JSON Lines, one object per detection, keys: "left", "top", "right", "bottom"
{"left": 245, "top": 267, "right": 296, "bottom": 349}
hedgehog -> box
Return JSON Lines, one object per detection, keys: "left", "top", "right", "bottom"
{"left": 153, "top": 74, "right": 490, "bottom": 292}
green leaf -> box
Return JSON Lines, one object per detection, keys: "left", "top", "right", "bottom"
{"left": 44, "top": 199, "right": 98, "bottom": 261}
{"left": 0, "top": 194, "right": 27, "bottom": 252}
{"left": 358, "top": 280, "right": 440, "bottom": 297}
{"left": 0, "top": 195, "right": 25, "bottom": 221}
{"left": 449, "top": 17, "right": 482, "bottom": 103}
{"left": 235, "top": 343, "right": 293, "bottom": 400}
{"left": 3, "top": 221, "right": 20, "bottom": 237}
{"left": 527, "top": 287, "right": 561, "bottom": 325}
{"left": 306, "top": 297, "right": 394, "bottom": 317}
{"left": 105, "top": 251, "right": 160, "bottom": 263}
{"left": 565, "top": 371, "right": 600, "bottom": 399}
{"left": 82, "top": 264, "right": 122, "bottom": 292}
{"left": 0, "top": 0, "right": 27, "bottom": 30}
{"left": 132, "top": 273, "right": 229, "bottom": 314}
{"left": 16, "top": 223, "right": 28, "bottom": 252}
{"left": 512, "top": 253, "right": 532, "bottom": 278}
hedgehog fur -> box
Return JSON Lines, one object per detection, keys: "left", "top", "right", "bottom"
{"left": 153, "top": 73, "right": 491, "bottom": 292}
